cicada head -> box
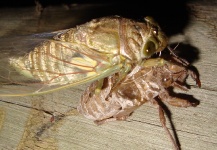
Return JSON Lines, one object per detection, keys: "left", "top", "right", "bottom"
{"left": 140, "top": 16, "right": 168, "bottom": 58}
{"left": 161, "top": 62, "right": 189, "bottom": 88}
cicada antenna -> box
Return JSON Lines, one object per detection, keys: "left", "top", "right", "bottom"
{"left": 167, "top": 44, "right": 189, "bottom": 66}
{"left": 167, "top": 44, "right": 201, "bottom": 88}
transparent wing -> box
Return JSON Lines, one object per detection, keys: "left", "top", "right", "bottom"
{"left": 0, "top": 31, "right": 121, "bottom": 96}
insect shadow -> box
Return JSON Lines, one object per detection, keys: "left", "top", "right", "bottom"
{"left": 155, "top": 43, "right": 200, "bottom": 63}
{"left": 155, "top": 92, "right": 200, "bottom": 149}
{"left": 171, "top": 42, "right": 201, "bottom": 81}
{"left": 168, "top": 43, "right": 200, "bottom": 64}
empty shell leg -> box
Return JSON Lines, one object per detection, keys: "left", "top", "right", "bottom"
{"left": 158, "top": 105, "right": 180, "bottom": 150}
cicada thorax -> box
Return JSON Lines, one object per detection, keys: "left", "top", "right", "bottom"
{"left": 55, "top": 16, "right": 168, "bottom": 62}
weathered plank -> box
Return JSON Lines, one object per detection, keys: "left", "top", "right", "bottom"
{"left": 0, "top": 1, "right": 217, "bottom": 150}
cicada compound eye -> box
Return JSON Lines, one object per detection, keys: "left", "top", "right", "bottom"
{"left": 142, "top": 16, "right": 168, "bottom": 58}
{"left": 142, "top": 38, "right": 159, "bottom": 58}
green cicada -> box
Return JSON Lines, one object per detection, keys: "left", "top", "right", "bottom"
{"left": 0, "top": 16, "right": 167, "bottom": 96}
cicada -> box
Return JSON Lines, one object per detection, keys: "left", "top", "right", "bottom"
{"left": 0, "top": 16, "right": 167, "bottom": 96}
{"left": 78, "top": 57, "right": 200, "bottom": 150}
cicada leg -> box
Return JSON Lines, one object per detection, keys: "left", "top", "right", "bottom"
{"left": 94, "top": 63, "right": 132, "bottom": 94}
{"left": 94, "top": 78, "right": 105, "bottom": 94}
{"left": 188, "top": 69, "right": 201, "bottom": 88}
{"left": 158, "top": 104, "right": 180, "bottom": 150}
{"left": 94, "top": 115, "right": 129, "bottom": 125}
{"left": 159, "top": 90, "right": 199, "bottom": 107}
{"left": 94, "top": 118, "right": 118, "bottom": 125}
{"left": 164, "top": 96, "right": 199, "bottom": 107}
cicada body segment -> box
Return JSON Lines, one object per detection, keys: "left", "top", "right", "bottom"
{"left": 0, "top": 16, "right": 167, "bottom": 96}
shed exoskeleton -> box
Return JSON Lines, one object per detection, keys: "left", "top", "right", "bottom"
{"left": 78, "top": 57, "right": 200, "bottom": 150}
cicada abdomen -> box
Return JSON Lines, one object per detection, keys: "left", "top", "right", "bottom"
{"left": 78, "top": 57, "right": 200, "bottom": 124}
{"left": 0, "top": 16, "right": 167, "bottom": 96}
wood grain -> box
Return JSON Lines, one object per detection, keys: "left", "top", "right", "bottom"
{"left": 0, "top": 1, "right": 216, "bottom": 150}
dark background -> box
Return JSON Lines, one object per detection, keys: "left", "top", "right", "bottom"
{"left": 0, "top": 0, "right": 198, "bottom": 36}
{"left": 0, "top": 0, "right": 204, "bottom": 65}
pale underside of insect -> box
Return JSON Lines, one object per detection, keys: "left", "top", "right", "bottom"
{"left": 0, "top": 16, "right": 167, "bottom": 96}
{"left": 78, "top": 57, "right": 201, "bottom": 150}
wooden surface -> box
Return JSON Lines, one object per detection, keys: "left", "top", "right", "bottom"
{"left": 0, "top": 1, "right": 217, "bottom": 150}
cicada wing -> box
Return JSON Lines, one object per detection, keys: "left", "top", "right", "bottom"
{"left": 0, "top": 30, "right": 69, "bottom": 57}
{"left": 0, "top": 33, "right": 121, "bottom": 96}
{"left": 0, "top": 66, "right": 120, "bottom": 96}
